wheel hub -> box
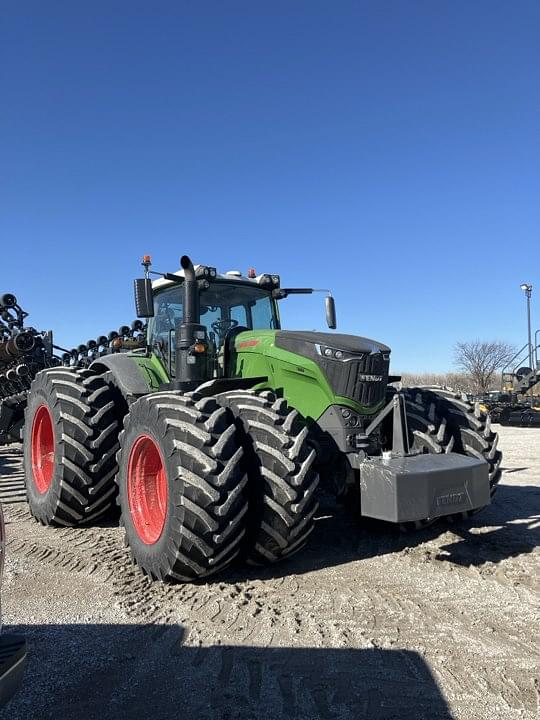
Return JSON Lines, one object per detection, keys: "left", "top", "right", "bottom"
{"left": 127, "top": 435, "right": 168, "bottom": 544}
{"left": 31, "top": 404, "right": 55, "bottom": 494}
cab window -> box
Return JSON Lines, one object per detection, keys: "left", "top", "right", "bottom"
{"left": 148, "top": 281, "right": 278, "bottom": 372}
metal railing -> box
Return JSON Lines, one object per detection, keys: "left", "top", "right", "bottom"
{"left": 501, "top": 331, "right": 540, "bottom": 390}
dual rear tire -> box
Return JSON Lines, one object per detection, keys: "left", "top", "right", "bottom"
{"left": 24, "top": 368, "right": 120, "bottom": 526}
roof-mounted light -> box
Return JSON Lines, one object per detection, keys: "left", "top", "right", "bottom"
{"left": 257, "top": 274, "right": 280, "bottom": 290}
{"left": 195, "top": 265, "right": 217, "bottom": 280}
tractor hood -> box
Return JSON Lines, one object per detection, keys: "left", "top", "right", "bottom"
{"left": 274, "top": 330, "right": 391, "bottom": 411}
{"left": 275, "top": 331, "right": 390, "bottom": 356}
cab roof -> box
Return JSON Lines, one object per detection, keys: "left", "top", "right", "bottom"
{"left": 152, "top": 266, "right": 270, "bottom": 291}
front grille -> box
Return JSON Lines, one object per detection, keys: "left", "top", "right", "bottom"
{"left": 323, "top": 352, "right": 389, "bottom": 408}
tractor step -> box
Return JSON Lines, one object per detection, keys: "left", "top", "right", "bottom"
{"left": 359, "top": 452, "right": 490, "bottom": 523}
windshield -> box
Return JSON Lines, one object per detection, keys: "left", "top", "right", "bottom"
{"left": 148, "top": 281, "right": 279, "bottom": 372}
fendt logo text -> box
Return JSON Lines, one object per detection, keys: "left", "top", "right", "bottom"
{"left": 436, "top": 492, "right": 466, "bottom": 507}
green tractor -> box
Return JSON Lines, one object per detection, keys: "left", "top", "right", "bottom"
{"left": 23, "top": 255, "right": 501, "bottom": 581}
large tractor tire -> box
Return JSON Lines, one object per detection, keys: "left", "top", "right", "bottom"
{"left": 23, "top": 368, "right": 120, "bottom": 526}
{"left": 116, "top": 392, "right": 248, "bottom": 581}
{"left": 403, "top": 387, "right": 502, "bottom": 492}
{"left": 401, "top": 386, "right": 502, "bottom": 525}
{"left": 215, "top": 389, "right": 319, "bottom": 565}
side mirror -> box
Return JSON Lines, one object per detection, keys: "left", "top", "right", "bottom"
{"left": 325, "top": 295, "right": 337, "bottom": 329}
{"left": 134, "top": 279, "right": 154, "bottom": 318}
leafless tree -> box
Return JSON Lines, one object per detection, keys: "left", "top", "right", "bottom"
{"left": 453, "top": 340, "right": 516, "bottom": 393}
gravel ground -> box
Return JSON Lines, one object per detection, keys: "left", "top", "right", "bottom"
{"left": 0, "top": 425, "right": 538, "bottom": 720}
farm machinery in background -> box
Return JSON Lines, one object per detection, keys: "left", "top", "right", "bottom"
{"left": 0, "top": 293, "right": 58, "bottom": 445}
{"left": 18, "top": 254, "right": 501, "bottom": 583}
{"left": 476, "top": 335, "right": 540, "bottom": 427}
{"left": 0, "top": 292, "right": 145, "bottom": 445}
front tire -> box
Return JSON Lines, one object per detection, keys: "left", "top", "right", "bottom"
{"left": 116, "top": 392, "right": 248, "bottom": 581}
{"left": 401, "top": 386, "right": 502, "bottom": 526}
{"left": 215, "top": 389, "right": 319, "bottom": 565}
{"left": 403, "top": 387, "right": 502, "bottom": 495}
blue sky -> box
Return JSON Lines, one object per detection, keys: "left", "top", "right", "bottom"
{"left": 1, "top": 1, "right": 539, "bottom": 372}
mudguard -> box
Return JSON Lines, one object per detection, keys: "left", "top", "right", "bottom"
{"left": 90, "top": 354, "right": 157, "bottom": 398}
{"left": 193, "top": 376, "right": 268, "bottom": 398}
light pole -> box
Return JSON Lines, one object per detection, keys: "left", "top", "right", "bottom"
{"left": 520, "top": 283, "right": 533, "bottom": 401}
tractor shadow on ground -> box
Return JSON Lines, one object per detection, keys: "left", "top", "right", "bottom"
{"left": 233, "top": 482, "right": 540, "bottom": 582}
{"left": 228, "top": 495, "right": 434, "bottom": 583}
{"left": 2, "top": 622, "right": 455, "bottom": 720}
{"left": 435, "top": 483, "right": 540, "bottom": 568}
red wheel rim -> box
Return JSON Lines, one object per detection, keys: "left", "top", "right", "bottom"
{"left": 127, "top": 435, "right": 169, "bottom": 544}
{"left": 31, "top": 405, "right": 55, "bottom": 494}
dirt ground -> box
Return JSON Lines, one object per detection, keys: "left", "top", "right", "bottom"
{"left": 0, "top": 425, "right": 538, "bottom": 720}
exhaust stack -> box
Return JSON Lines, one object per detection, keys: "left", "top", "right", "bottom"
{"left": 174, "top": 255, "right": 209, "bottom": 391}
{"left": 181, "top": 255, "right": 199, "bottom": 325}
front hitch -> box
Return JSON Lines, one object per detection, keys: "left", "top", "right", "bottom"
{"left": 354, "top": 392, "right": 411, "bottom": 456}
{"left": 351, "top": 391, "right": 492, "bottom": 523}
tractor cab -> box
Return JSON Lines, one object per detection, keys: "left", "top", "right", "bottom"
{"left": 147, "top": 269, "right": 280, "bottom": 381}
{"left": 135, "top": 256, "right": 336, "bottom": 390}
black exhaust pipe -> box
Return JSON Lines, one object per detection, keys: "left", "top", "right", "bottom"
{"left": 174, "top": 255, "right": 208, "bottom": 391}
{"left": 181, "top": 255, "right": 199, "bottom": 325}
